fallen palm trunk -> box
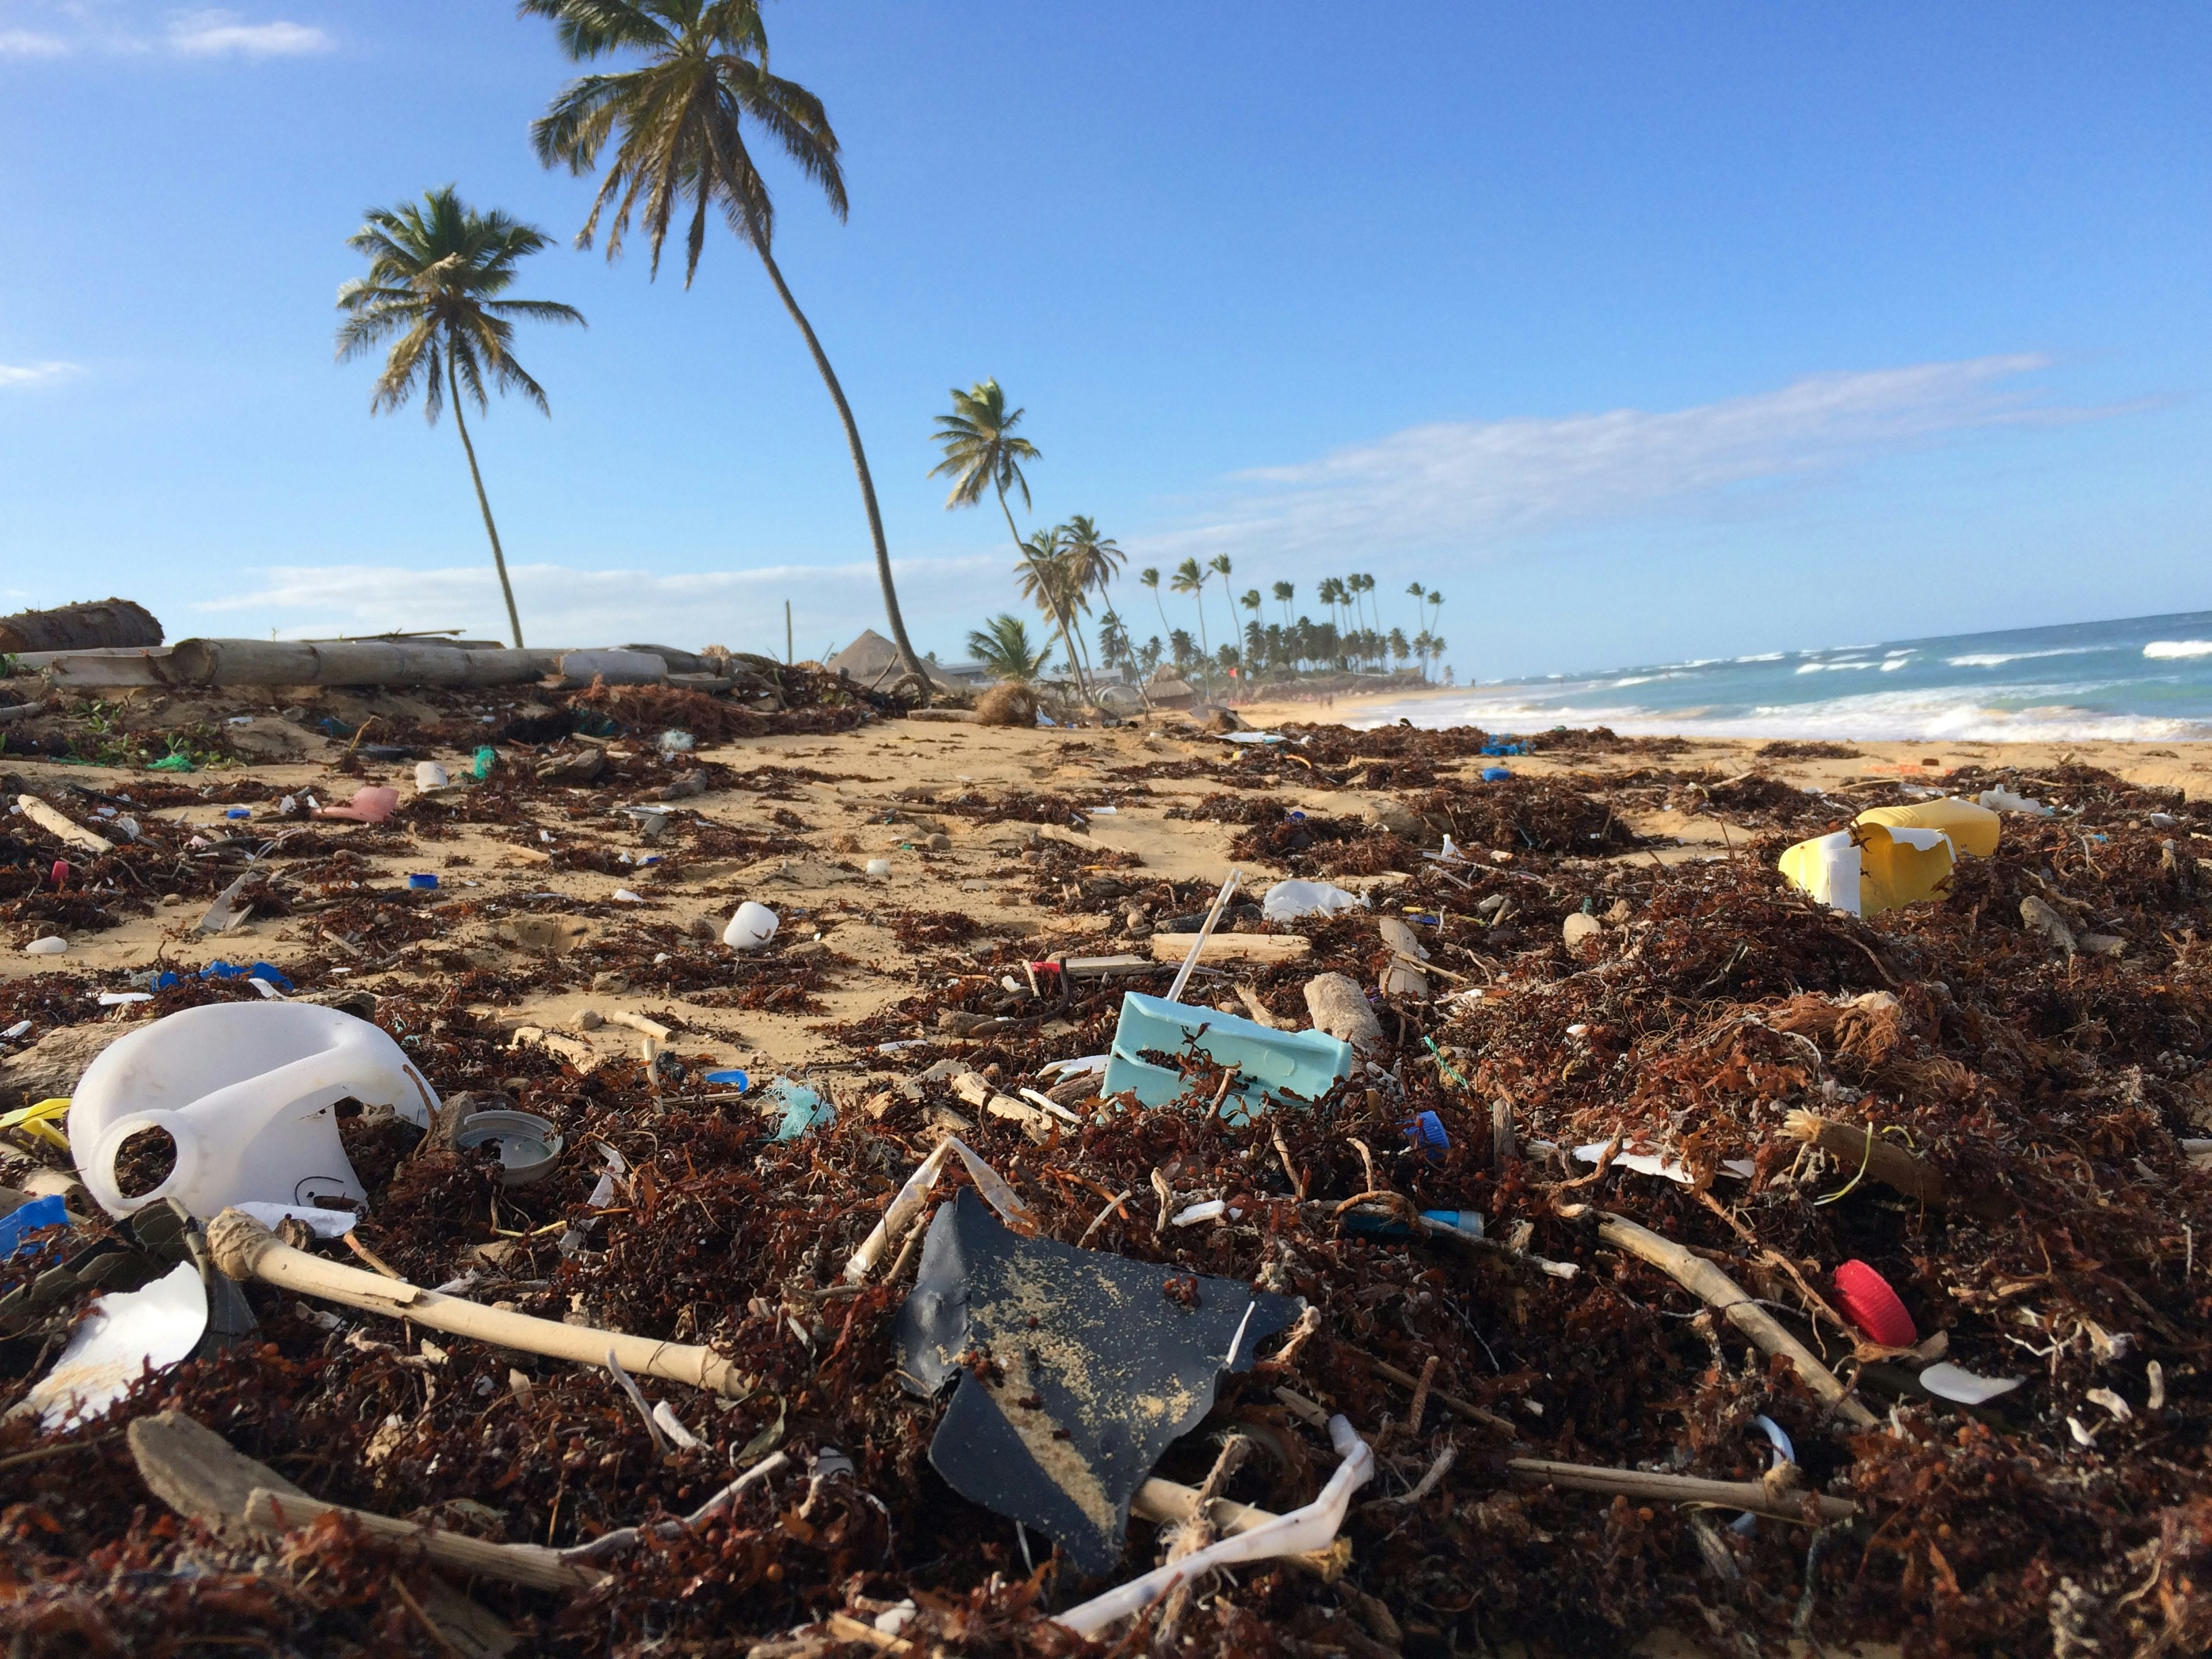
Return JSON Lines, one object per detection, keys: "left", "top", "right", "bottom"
{"left": 206, "top": 1208, "right": 743, "bottom": 1395}
{"left": 1597, "top": 1212, "right": 1878, "bottom": 1429}
{"left": 0, "top": 598, "right": 161, "bottom": 654}
{"left": 1782, "top": 1109, "right": 1946, "bottom": 1206}
{"left": 1507, "top": 1458, "right": 1858, "bottom": 1523}
{"left": 28, "top": 638, "right": 671, "bottom": 689}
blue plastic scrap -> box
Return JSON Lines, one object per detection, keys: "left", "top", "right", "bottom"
{"left": 1479, "top": 738, "right": 1528, "bottom": 757}
{"left": 150, "top": 960, "right": 295, "bottom": 993}
{"left": 1479, "top": 766, "right": 1514, "bottom": 782}
{"left": 1403, "top": 1110, "right": 1450, "bottom": 1155}
{"left": 1101, "top": 992, "right": 1353, "bottom": 1124}
{"left": 1342, "top": 1205, "right": 1483, "bottom": 1242}
{"left": 0, "top": 1194, "right": 70, "bottom": 1263}
{"left": 765, "top": 1078, "right": 834, "bottom": 1141}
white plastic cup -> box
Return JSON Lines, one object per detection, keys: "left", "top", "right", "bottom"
{"left": 414, "top": 760, "right": 449, "bottom": 790}
{"left": 865, "top": 858, "right": 892, "bottom": 878}
{"left": 724, "top": 901, "right": 779, "bottom": 952}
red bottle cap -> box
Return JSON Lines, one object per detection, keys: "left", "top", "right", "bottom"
{"left": 1834, "top": 1259, "right": 1916, "bottom": 1347}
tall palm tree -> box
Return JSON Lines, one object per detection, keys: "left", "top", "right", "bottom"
{"left": 1170, "top": 557, "right": 1212, "bottom": 672}
{"left": 1139, "top": 567, "right": 1174, "bottom": 665}
{"left": 1014, "top": 525, "right": 1088, "bottom": 689}
{"left": 931, "top": 379, "right": 1040, "bottom": 543}
{"left": 1316, "top": 576, "right": 1345, "bottom": 636}
{"left": 1206, "top": 554, "right": 1237, "bottom": 665}
{"left": 1406, "top": 580, "right": 1427, "bottom": 638}
{"left": 521, "top": 0, "right": 926, "bottom": 684}
{"left": 1272, "top": 580, "right": 1294, "bottom": 626}
{"left": 966, "top": 614, "right": 1051, "bottom": 680}
{"left": 336, "top": 186, "right": 583, "bottom": 649}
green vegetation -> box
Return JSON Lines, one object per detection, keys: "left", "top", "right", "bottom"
{"left": 964, "top": 615, "right": 1052, "bottom": 680}
{"left": 336, "top": 186, "right": 583, "bottom": 649}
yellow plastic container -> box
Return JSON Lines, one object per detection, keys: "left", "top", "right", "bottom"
{"left": 1854, "top": 798, "right": 2001, "bottom": 857}
{"left": 1777, "top": 796, "right": 2000, "bottom": 916}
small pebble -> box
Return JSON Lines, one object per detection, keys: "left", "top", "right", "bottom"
{"left": 577, "top": 1008, "right": 603, "bottom": 1030}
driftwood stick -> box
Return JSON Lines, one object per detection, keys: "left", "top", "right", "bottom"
{"left": 1366, "top": 1355, "right": 1517, "bottom": 1435}
{"left": 1597, "top": 1212, "right": 1878, "bottom": 1429}
{"left": 244, "top": 1488, "right": 607, "bottom": 1591}
{"left": 1782, "top": 1110, "right": 1946, "bottom": 1206}
{"left": 1508, "top": 1458, "right": 1858, "bottom": 1524}
{"left": 207, "top": 1208, "right": 743, "bottom": 1396}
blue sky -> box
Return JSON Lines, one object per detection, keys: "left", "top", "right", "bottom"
{"left": 2, "top": 2, "right": 2209, "bottom": 678}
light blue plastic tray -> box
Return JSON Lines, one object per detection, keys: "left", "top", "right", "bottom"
{"left": 1102, "top": 992, "right": 1353, "bottom": 1122}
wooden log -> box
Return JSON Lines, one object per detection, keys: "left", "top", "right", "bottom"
{"left": 1598, "top": 1212, "right": 1877, "bottom": 1429}
{"left": 205, "top": 1208, "right": 743, "bottom": 1395}
{"left": 1147, "top": 933, "right": 1311, "bottom": 965}
{"left": 0, "top": 598, "right": 161, "bottom": 654}
{"left": 1507, "top": 1458, "right": 1858, "bottom": 1523}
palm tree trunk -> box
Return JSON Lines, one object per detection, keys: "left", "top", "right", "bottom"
{"left": 448, "top": 356, "right": 525, "bottom": 650}
{"left": 753, "top": 243, "right": 928, "bottom": 690}
{"left": 1000, "top": 491, "right": 1088, "bottom": 695}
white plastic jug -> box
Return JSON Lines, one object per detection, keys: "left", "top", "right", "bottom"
{"left": 67, "top": 1002, "right": 439, "bottom": 1221}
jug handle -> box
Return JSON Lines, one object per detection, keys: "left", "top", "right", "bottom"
{"left": 89, "top": 1110, "right": 200, "bottom": 1216}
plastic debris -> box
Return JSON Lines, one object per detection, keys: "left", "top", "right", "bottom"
{"left": 68, "top": 1002, "right": 438, "bottom": 1220}
{"left": 722, "top": 901, "right": 779, "bottom": 951}
{"left": 1103, "top": 991, "right": 1353, "bottom": 1120}
{"left": 0, "top": 1193, "right": 70, "bottom": 1261}
{"left": 1052, "top": 1412, "right": 1374, "bottom": 1637}
{"left": 893, "top": 1188, "right": 1298, "bottom": 1575}
{"left": 452, "top": 1109, "right": 565, "bottom": 1185}
{"left": 15, "top": 1261, "right": 208, "bottom": 1431}
{"left": 1978, "top": 785, "right": 2051, "bottom": 815}
{"left": 1919, "top": 1362, "right": 2026, "bottom": 1405}
{"left": 763, "top": 1078, "right": 834, "bottom": 1141}
{"left": 312, "top": 785, "right": 401, "bottom": 825}
{"left": 1833, "top": 1258, "right": 1917, "bottom": 1347}
{"left": 23, "top": 937, "right": 67, "bottom": 956}
{"left": 1260, "top": 878, "right": 1364, "bottom": 922}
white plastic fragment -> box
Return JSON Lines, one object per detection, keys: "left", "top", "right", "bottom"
{"left": 865, "top": 858, "right": 892, "bottom": 877}
{"left": 723, "top": 901, "right": 779, "bottom": 951}
{"left": 842, "top": 1135, "right": 1028, "bottom": 1284}
{"left": 653, "top": 1399, "right": 705, "bottom": 1452}
{"left": 14, "top": 1262, "right": 208, "bottom": 1430}
{"left": 1170, "top": 1199, "right": 1228, "bottom": 1227}
{"left": 24, "top": 937, "right": 67, "bottom": 956}
{"left": 230, "top": 1202, "right": 359, "bottom": 1238}
{"left": 1978, "top": 787, "right": 2052, "bottom": 816}
{"left": 1052, "top": 1414, "right": 1375, "bottom": 1637}
{"left": 1918, "top": 1362, "right": 2025, "bottom": 1405}
{"left": 612, "top": 888, "right": 645, "bottom": 903}
{"left": 413, "top": 761, "right": 449, "bottom": 790}
{"left": 1260, "top": 878, "right": 1364, "bottom": 923}
{"left": 1572, "top": 1143, "right": 1756, "bottom": 1185}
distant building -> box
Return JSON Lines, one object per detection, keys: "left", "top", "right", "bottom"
{"left": 822, "top": 630, "right": 972, "bottom": 692}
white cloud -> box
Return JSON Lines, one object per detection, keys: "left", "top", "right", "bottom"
{"left": 0, "top": 27, "right": 68, "bottom": 54}
{"left": 191, "top": 554, "right": 1005, "bottom": 659}
{"left": 0, "top": 361, "right": 79, "bottom": 386}
{"left": 1136, "top": 354, "right": 2127, "bottom": 569}
{"left": 166, "top": 9, "right": 331, "bottom": 56}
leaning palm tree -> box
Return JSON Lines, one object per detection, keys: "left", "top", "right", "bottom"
{"left": 336, "top": 186, "right": 583, "bottom": 649}
{"left": 1271, "top": 580, "right": 1294, "bottom": 626}
{"left": 965, "top": 614, "right": 1050, "bottom": 680}
{"left": 521, "top": 0, "right": 926, "bottom": 684}
{"left": 1170, "top": 558, "right": 1212, "bottom": 672}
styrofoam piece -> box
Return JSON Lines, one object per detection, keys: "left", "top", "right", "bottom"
{"left": 1572, "top": 1143, "right": 1756, "bottom": 1183}
{"left": 16, "top": 1261, "right": 207, "bottom": 1430}
{"left": 1103, "top": 992, "right": 1352, "bottom": 1122}
{"left": 723, "top": 901, "right": 779, "bottom": 951}
{"left": 66, "top": 1002, "right": 439, "bottom": 1220}
{"left": 413, "top": 760, "right": 449, "bottom": 790}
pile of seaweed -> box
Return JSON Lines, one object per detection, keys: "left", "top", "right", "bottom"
{"left": 2, "top": 756, "right": 2211, "bottom": 1658}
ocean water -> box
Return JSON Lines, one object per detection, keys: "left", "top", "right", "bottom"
{"left": 1353, "top": 610, "right": 2212, "bottom": 742}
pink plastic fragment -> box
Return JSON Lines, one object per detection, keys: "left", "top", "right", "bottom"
{"left": 312, "top": 786, "right": 401, "bottom": 825}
